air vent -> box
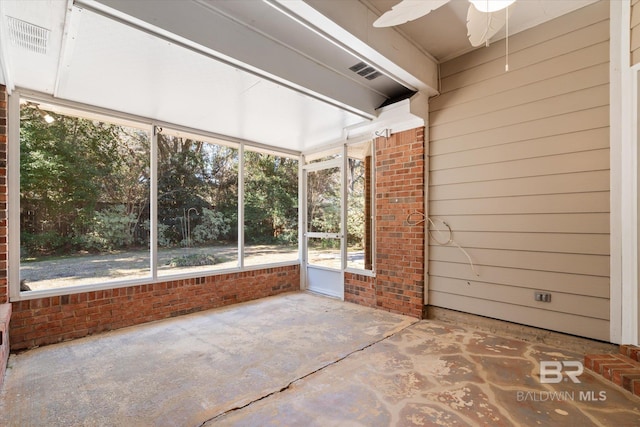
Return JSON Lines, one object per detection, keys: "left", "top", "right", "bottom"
{"left": 348, "top": 61, "right": 382, "bottom": 81}
{"left": 6, "top": 16, "right": 50, "bottom": 54}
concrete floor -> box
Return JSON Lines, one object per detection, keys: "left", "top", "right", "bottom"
{"left": 1, "top": 292, "right": 639, "bottom": 426}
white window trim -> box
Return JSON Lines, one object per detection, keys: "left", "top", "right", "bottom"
{"left": 8, "top": 89, "right": 302, "bottom": 301}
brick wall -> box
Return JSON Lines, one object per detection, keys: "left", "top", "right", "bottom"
{"left": 344, "top": 127, "right": 426, "bottom": 318}
{"left": 0, "top": 84, "right": 300, "bottom": 350}
{"left": 9, "top": 266, "right": 299, "bottom": 350}
{"left": 344, "top": 272, "right": 376, "bottom": 308}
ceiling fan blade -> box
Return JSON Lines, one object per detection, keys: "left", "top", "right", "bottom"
{"left": 466, "top": 3, "right": 508, "bottom": 47}
{"left": 373, "top": 0, "right": 450, "bottom": 28}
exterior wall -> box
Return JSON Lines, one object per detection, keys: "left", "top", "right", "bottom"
{"left": 345, "top": 127, "right": 426, "bottom": 319}
{"left": 428, "top": 1, "right": 611, "bottom": 340}
{"left": 633, "top": 0, "right": 640, "bottom": 65}
{"left": 0, "top": 83, "right": 300, "bottom": 350}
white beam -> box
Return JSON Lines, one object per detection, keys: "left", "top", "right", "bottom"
{"left": 284, "top": 0, "right": 439, "bottom": 96}
{"left": 77, "top": 0, "right": 382, "bottom": 119}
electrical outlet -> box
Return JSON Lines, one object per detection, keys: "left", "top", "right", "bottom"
{"left": 534, "top": 292, "right": 551, "bottom": 303}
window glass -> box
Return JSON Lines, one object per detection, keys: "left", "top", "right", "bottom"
{"left": 19, "top": 101, "right": 151, "bottom": 291}
{"left": 16, "top": 97, "right": 300, "bottom": 295}
{"left": 157, "top": 132, "right": 238, "bottom": 276}
{"left": 244, "top": 150, "right": 298, "bottom": 266}
{"left": 306, "top": 166, "right": 341, "bottom": 234}
{"left": 307, "top": 236, "right": 341, "bottom": 269}
{"left": 347, "top": 140, "right": 374, "bottom": 271}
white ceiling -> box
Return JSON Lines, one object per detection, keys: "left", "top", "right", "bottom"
{"left": 0, "top": 0, "right": 600, "bottom": 152}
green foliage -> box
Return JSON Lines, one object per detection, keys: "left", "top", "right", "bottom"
{"left": 157, "top": 135, "right": 238, "bottom": 246}
{"left": 81, "top": 205, "right": 137, "bottom": 251}
{"left": 20, "top": 230, "right": 71, "bottom": 257}
{"left": 20, "top": 104, "right": 150, "bottom": 253}
{"left": 307, "top": 167, "right": 341, "bottom": 234}
{"left": 169, "top": 253, "right": 216, "bottom": 267}
{"left": 21, "top": 107, "right": 123, "bottom": 229}
{"left": 346, "top": 158, "right": 366, "bottom": 247}
{"left": 191, "top": 208, "right": 231, "bottom": 245}
{"left": 244, "top": 152, "right": 298, "bottom": 244}
{"left": 19, "top": 104, "right": 299, "bottom": 259}
{"left": 347, "top": 198, "right": 365, "bottom": 247}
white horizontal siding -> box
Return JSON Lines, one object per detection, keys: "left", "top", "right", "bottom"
{"left": 429, "top": 170, "right": 610, "bottom": 200}
{"left": 428, "top": 1, "right": 610, "bottom": 341}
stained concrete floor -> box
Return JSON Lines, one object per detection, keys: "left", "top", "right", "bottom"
{"left": 1, "top": 292, "right": 639, "bottom": 426}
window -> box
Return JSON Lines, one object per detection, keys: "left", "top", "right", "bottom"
{"left": 303, "top": 142, "right": 374, "bottom": 272}
{"left": 156, "top": 130, "right": 238, "bottom": 276}
{"left": 243, "top": 148, "right": 298, "bottom": 266}
{"left": 306, "top": 164, "right": 342, "bottom": 269}
{"left": 346, "top": 140, "right": 374, "bottom": 271}
{"left": 13, "top": 96, "right": 300, "bottom": 295}
{"left": 19, "top": 100, "right": 151, "bottom": 291}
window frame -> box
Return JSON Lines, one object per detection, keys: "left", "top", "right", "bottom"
{"left": 8, "top": 90, "right": 301, "bottom": 301}
{"left": 344, "top": 139, "right": 376, "bottom": 277}
{"left": 302, "top": 140, "right": 376, "bottom": 277}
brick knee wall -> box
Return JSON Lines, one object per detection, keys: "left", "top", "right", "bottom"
{"left": 344, "top": 272, "right": 376, "bottom": 308}
{"left": 9, "top": 265, "right": 300, "bottom": 350}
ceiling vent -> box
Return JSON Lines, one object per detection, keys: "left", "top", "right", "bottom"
{"left": 348, "top": 61, "right": 382, "bottom": 81}
{"left": 6, "top": 16, "right": 50, "bottom": 54}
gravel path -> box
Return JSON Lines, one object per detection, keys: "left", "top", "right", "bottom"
{"left": 20, "top": 245, "right": 298, "bottom": 291}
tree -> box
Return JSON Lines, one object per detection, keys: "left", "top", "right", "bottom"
{"left": 306, "top": 166, "right": 340, "bottom": 234}
{"left": 156, "top": 134, "right": 238, "bottom": 246}
{"left": 21, "top": 106, "right": 129, "bottom": 254}
{"left": 244, "top": 152, "right": 298, "bottom": 244}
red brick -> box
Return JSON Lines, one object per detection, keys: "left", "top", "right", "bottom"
{"left": 621, "top": 345, "right": 640, "bottom": 362}
{"left": 611, "top": 368, "right": 640, "bottom": 386}
{"left": 9, "top": 264, "right": 300, "bottom": 350}
{"left": 621, "top": 373, "right": 640, "bottom": 392}
{"left": 602, "top": 362, "right": 637, "bottom": 380}
{"left": 585, "top": 354, "right": 621, "bottom": 373}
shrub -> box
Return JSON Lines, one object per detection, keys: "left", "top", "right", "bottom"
{"left": 82, "top": 205, "right": 136, "bottom": 251}
{"left": 191, "top": 208, "right": 230, "bottom": 245}
{"left": 21, "top": 230, "right": 70, "bottom": 257}
{"left": 169, "top": 253, "right": 216, "bottom": 267}
{"left": 141, "top": 220, "right": 172, "bottom": 248}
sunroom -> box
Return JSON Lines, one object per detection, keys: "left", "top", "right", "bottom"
{"left": 1, "top": 0, "right": 640, "bottom": 423}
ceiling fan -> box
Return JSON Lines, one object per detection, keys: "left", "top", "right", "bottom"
{"left": 373, "top": 0, "right": 516, "bottom": 47}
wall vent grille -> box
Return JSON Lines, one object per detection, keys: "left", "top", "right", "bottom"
{"left": 348, "top": 61, "right": 382, "bottom": 81}
{"left": 6, "top": 16, "right": 49, "bottom": 54}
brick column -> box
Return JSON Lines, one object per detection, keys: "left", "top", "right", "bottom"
{"left": 375, "top": 127, "right": 425, "bottom": 318}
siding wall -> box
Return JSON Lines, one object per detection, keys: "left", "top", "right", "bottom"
{"left": 428, "top": 1, "right": 610, "bottom": 341}
{"left": 633, "top": 0, "right": 640, "bottom": 65}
